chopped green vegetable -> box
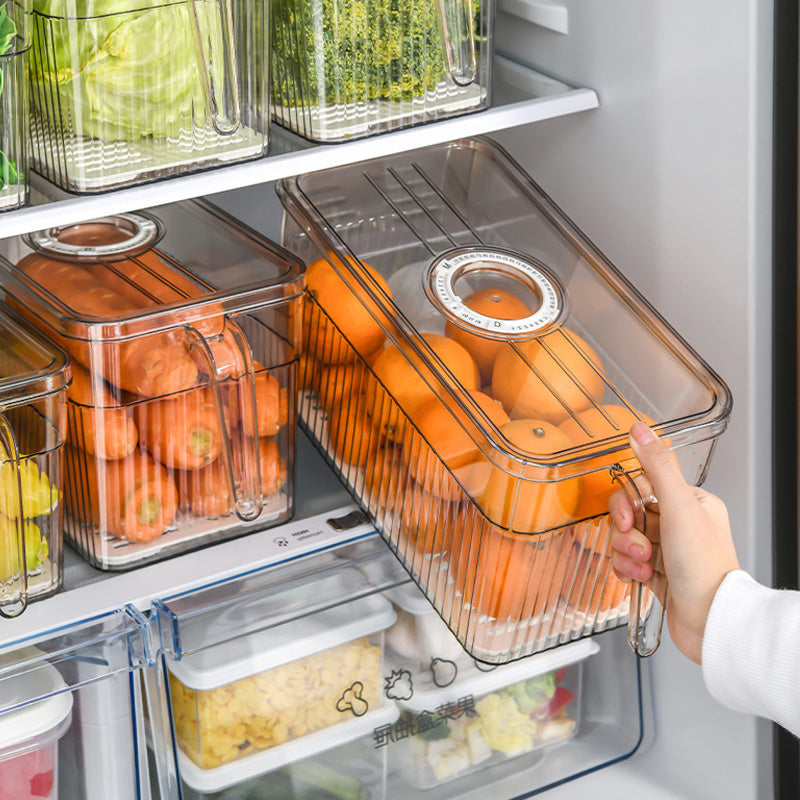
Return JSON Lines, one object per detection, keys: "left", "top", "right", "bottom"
{"left": 272, "top": 0, "right": 451, "bottom": 107}
{"left": 30, "top": 0, "right": 227, "bottom": 141}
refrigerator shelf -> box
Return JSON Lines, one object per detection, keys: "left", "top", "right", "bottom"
{"left": 0, "top": 57, "right": 598, "bottom": 240}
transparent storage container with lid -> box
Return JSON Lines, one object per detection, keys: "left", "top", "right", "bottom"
{"left": 0, "top": 609, "right": 153, "bottom": 800}
{"left": 0, "top": 0, "right": 30, "bottom": 210}
{"left": 0, "top": 201, "right": 303, "bottom": 571}
{"left": 0, "top": 303, "right": 68, "bottom": 615}
{"left": 28, "top": 0, "right": 268, "bottom": 193}
{"left": 277, "top": 136, "right": 733, "bottom": 663}
{"left": 145, "top": 548, "right": 400, "bottom": 797}
{"left": 270, "top": 0, "right": 492, "bottom": 142}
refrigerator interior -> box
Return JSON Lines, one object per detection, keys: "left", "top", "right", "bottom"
{"left": 0, "top": 0, "right": 784, "bottom": 798}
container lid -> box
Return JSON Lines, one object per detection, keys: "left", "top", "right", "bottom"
{"left": 0, "top": 201, "right": 304, "bottom": 342}
{"left": 176, "top": 703, "right": 399, "bottom": 793}
{"left": 0, "top": 650, "right": 73, "bottom": 752}
{"left": 397, "top": 638, "right": 598, "bottom": 713}
{"left": 277, "top": 137, "right": 732, "bottom": 479}
{"left": 167, "top": 592, "right": 396, "bottom": 690}
{"left": 0, "top": 305, "right": 70, "bottom": 408}
{"left": 386, "top": 583, "right": 440, "bottom": 616}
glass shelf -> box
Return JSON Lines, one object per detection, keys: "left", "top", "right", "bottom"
{"left": 0, "top": 58, "right": 597, "bottom": 239}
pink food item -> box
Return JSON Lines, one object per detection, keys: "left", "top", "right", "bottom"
{"left": 0, "top": 748, "right": 54, "bottom": 800}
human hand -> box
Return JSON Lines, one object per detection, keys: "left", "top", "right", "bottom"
{"left": 609, "top": 422, "right": 739, "bottom": 664}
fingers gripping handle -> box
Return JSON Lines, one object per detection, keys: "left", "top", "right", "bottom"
{"left": 611, "top": 465, "right": 667, "bottom": 657}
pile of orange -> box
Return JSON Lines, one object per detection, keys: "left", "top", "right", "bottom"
{"left": 301, "top": 270, "right": 656, "bottom": 625}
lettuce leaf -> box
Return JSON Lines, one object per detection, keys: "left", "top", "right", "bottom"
{"left": 31, "top": 0, "right": 226, "bottom": 141}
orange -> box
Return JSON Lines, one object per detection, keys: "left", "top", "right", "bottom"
{"left": 327, "top": 399, "right": 381, "bottom": 468}
{"left": 365, "top": 333, "right": 480, "bottom": 441}
{"left": 563, "top": 523, "right": 630, "bottom": 615}
{"left": 480, "top": 419, "right": 580, "bottom": 533}
{"left": 303, "top": 253, "right": 392, "bottom": 364}
{"left": 491, "top": 328, "right": 606, "bottom": 424}
{"left": 557, "top": 403, "right": 655, "bottom": 521}
{"left": 363, "top": 445, "right": 407, "bottom": 514}
{"left": 317, "top": 362, "right": 368, "bottom": 416}
{"left": 444, "top": 287, "right": 531, "bottom": 382}
{"left": 452, "top": 523, "right": 579, "bottom": 622}
{"left": 402, "top": 390, "right": 509, "bottom": 499}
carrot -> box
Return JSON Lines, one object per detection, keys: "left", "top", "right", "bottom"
{"left": 14, "top": 254, "right": 200, "bottom": 397}
{"left": 225, "top": 367, "right": 286, "bottom": 437}
{"left": 93, "top": 249, "right": 226, "bottom": 337}
{"left": 180, "top": 435, "right": 286, "bottom": 518}
{"left": 137, "top": 387, "right": 224, "bottom": 470}
{"left": 65, "top": 446, "right": 178, "bottom": 543}
{"left": 189, "top": 319, "right": 248, "bottom": 380}
{"left": 67, "top": 363, "right": 139, "bottom": 460}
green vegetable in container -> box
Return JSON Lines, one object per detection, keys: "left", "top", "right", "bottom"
{"left": 29, "top": 0, "right": 226, "bottom": 141}
{"left": 0, "top": 2, "right": 20, "bottom": 190}
{"left": 271, "top": 0, "right": 453, "bottom": 107}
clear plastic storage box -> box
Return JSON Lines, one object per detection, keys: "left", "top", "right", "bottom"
{"left": 28, "top": 0, "right": 268, "bottom": 193}
{"left": 270, "top": 0, "right": 492, "bottom": 141}
{"left": 0, "top": 303, "right": 69, "bottom": 614}
{"left": 149, "top": 560, "right": 399, "bottom": 796}
{"left": 277, "top": 136, "right": 733, "bottom": 662}
{"left": 0, "top": 202, "right": 303, "bottom": 570}
{"left": 0, "top": 610, "right": 152, "bottom": 800}
{"left": 383, "top": 582, "right": 595, "bottom": 787}
{"left": 0, "top": 0, "right": 30, "bottom": 210}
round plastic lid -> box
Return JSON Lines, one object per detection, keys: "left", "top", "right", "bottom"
{"left": 0, "top": 658, "right": 73, "bottom": 752}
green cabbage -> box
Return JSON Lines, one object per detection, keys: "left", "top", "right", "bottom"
{"left": 30, "top": 0, "right": 226, "bottom": 141}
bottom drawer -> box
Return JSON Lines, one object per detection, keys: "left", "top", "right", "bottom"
{"left": 0, "top": 611, "right": 151, "bottom": 800}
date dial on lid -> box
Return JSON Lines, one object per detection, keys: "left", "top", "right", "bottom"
{"left": 25, "top": 212, "right": 163, "bottom": 262}
{"left": 424, "top": 246, "right": 566, "bottom": 341}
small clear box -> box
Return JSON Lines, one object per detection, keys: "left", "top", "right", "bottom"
{"left": 28, "top": 0, "right": 268, "bottom": 193}
{"left": 0, "top": 303, "right": 69, "bottom": 613}
{"left": 271, "top": 0, "right": 492, "bottom": 141}
{"left": 277, "top": 136, "right": 733, "bottom": 662}
{"left": 0, "top": 202, "right": 303, "bottom": 570}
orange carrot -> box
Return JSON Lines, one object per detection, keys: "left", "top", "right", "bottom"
{"left": 189, "top": 320, "right": 248, "bottom": 380}
{"left": 136, "top": 388, "right": 224, "bottom": 470}
{"left": 67, "top": 363, "right": 139, "bottom": 460}
{"left": 65, "top": 446, "right": 178, "bottom": 543}
{"left": 180, "top": 435, "right": 286, "bottom": 518}
{"left": 226, "top": 367, "right": 286, "bottom": 438}
{"left": 14, "top": 254, "right": 200, "bottom": 397}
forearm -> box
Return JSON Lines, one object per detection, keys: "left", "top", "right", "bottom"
{"left": 702, "top": 570, "right": 800, "bottom": 737}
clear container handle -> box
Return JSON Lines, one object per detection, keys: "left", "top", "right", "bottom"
{"left": 437, "top": 0, "right": 478, "bottom": 86}
{"left": 0, "top": 412, "right": 28, "bottom": 618}
{"left": 188, "top": 0, "right": 241, "bottom": 135}
{"left": 184, "top": 324, "right": 263, "bottom": 522}
{"left": 611, "top": 464, "right": 667, "bottom": 657}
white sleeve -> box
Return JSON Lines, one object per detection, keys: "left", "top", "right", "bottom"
{"left": 701, "top": 569, "right": 800, "bottom": 737}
